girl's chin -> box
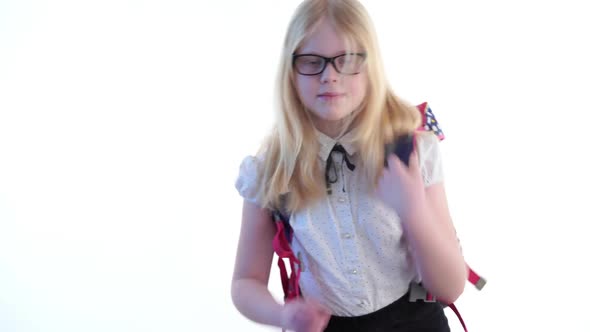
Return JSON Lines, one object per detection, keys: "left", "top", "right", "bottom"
{"left": 312, "top": 108, "right": 354, "bottom": 122}
{"left": 325, "top": 114, "right": 355, "bottom": 123}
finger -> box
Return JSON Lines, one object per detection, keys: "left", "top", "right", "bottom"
{"left": 308, "top": 298, "right": 331, "bottom": 316}
{"left": 408, "top": 150, "right": 420, "bottom": 175}
{"left": 312, "top": 320, "right": 328, "bottom": 332}
{"left": 311, "top": 314, "right": 330, "bottom": 332}
{"left": 312, "top": 304, "right": 330, "bottom": 317}
{"left": 319, "top": 312, "right": 331, "bottom": 329}
{"left": 387, "top": 154, "right": 403, "bottom": 171}
{"left": 306, "top": 299, "right": 331, "bottom": 327}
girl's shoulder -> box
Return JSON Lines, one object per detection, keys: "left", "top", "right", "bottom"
{"left": 235, "top": 153, "right": 267, "bottom": 205}
{"left": 415, "top": 130, "right": 440, "bottom": 154}
{"left": 415, "top": 130, "right": 444, "bottom": 186}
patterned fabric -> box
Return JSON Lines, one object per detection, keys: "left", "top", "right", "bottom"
{"left": 417, "top": 102, "right": 445, "bottom": 141}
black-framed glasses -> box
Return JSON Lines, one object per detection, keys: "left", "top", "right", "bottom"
{"left": 292, "top": 53, "right": 366, "bottom": 76}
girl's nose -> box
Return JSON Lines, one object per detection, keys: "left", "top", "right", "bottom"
{"left": 320, "top": 62, "right": 339, "bottom": 83}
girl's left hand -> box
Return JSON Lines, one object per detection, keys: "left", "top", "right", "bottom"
{"left": 376, "top": 150, "right": 426, "bottom": 221}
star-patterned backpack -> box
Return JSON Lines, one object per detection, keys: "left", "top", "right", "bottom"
{"left": 271, "top": 102, "right": 486, "bottom": 332}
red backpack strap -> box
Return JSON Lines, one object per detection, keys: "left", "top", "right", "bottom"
{"left": 447, "top": 303, "right": 468, "bottom": 332}
{"left": 468, "top": 265, "right": 487, "bottom": 290}
{"left": 271, "top": 209, "right": 302, "bottom": 301}
{"left": 443, "top": 268, "right": 488, "bottom": 332}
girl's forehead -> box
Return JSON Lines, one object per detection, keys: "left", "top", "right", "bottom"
{"left": 297, "top": 20, "right": 360, "bottom": 56}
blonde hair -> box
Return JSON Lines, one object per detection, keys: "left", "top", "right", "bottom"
{"left": 256, "top": 0, "right": 421, "bottom": 212}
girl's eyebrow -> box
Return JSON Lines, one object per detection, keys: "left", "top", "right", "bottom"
{"left": 296, "top": 50, "right": 356, "bottom": 56}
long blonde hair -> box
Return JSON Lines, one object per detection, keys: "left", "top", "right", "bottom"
{"left": 256, "top": 0, "right": 421, "bottom": 212}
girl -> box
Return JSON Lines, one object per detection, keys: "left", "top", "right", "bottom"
{"left": 231, "top": 0, "right": 467, "bottom": 331}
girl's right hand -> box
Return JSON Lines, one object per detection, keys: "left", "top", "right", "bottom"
{"left": 280, "top": 298, "right": 332, "bottom": 332}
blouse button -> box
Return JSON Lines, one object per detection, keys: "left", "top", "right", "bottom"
{"left": 351, "top": 269, "right": 358, "bottom": 274}
{"left": 343, "top": 233, "right": 352, "bottom": 239}
{"left": 337, "top": 197, "right": 346, "bottom": 203}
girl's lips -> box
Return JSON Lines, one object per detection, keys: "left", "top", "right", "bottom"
{"left": 318, "top": 93, "right": 344, "bottom": 100}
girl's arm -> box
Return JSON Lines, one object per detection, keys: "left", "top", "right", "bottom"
{"left": 232, "top": 201, "right": 331, "bottom": 331}
{"left": 403, "top": 182, "right": 467, "bottom": 304}
{"left": 231, "top": 200, "right": 284, "bottom": 327}
{"left": 379, "top": 133, "right": 467, "bottom": 304}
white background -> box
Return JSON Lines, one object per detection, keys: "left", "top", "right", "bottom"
{"left": 1, "top": 1, "right": 589, "bottom": 331}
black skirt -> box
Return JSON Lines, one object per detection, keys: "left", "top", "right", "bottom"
{"left": 323, "top": 290, "right": 450, "bottom": 332}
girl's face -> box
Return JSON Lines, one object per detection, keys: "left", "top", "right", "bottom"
{"left": 294, "top": 19, "right": 368, "bottom": 136}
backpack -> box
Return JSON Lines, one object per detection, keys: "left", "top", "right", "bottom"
{"left": 270, "top": 102, "right": 486, "bottom": 332}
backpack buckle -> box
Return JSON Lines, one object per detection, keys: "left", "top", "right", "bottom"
{"left": 408, "top": 281, "right": 437, "bottom": 303}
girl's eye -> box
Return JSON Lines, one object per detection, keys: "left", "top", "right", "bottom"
{"left": 301, "top": 57, "right": 323, "bottom": 65}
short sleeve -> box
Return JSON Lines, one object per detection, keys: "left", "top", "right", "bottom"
{"left": 416, "top": 132, "right": 444, "bottom": 187}
{"left": 234, "top": 155, "right": 263, "bottom": 205}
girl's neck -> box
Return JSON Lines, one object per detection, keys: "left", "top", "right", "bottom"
{"left": 314, "top": 121, "right": 343, "bottom": 139}
{"left": 310, "top": 115, "right": 354, "bottom": 139}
